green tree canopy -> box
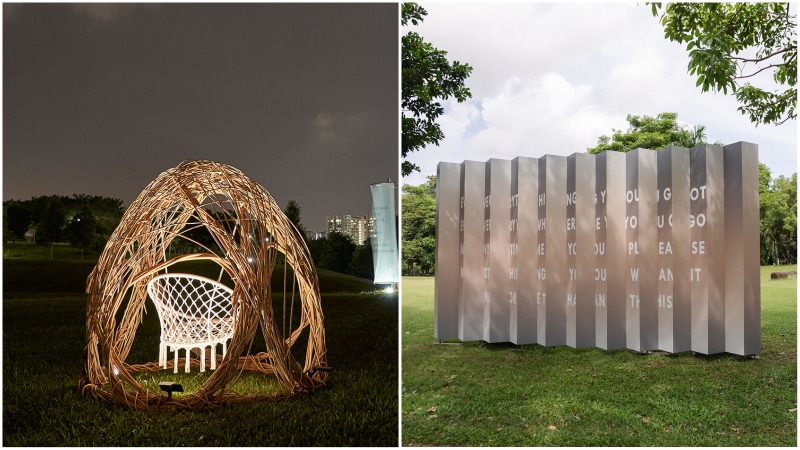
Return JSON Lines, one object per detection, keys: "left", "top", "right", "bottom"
{"left": 5, "top": 202, "right": 31, "bottom": 242}
{"left": 402, "top": 2, "right": 473, "bottom": 176}
{"left": 587, "top": 112, "right": 713, "bottom": 154}
{"left": 65, "top": 205, "right": 98, "bottom": 258}
{"left": 283, "top": 200, "right": 306, "bottom": 241}
{"left": 74, "top": 194, "right": 124, "bottom": 248}
{"left": 401, "top": 176, "right": 437, "bottom": 275}
{"left": 7, "top": 194, "right": 123, "bottom": 246}
{"left": 37, "top": 197, "right": 65, "bottom": 245}
{"left": 760, "top": 167, "right": 797, "bottom": 265}
{"left": 318, "top": 232, "right": 356, "bottom": 275}
{"left": 349, "top": 238, "right": 375, "bottom": 280}
{"left": 650, "top": 2, "right": 796, "bottom": 125}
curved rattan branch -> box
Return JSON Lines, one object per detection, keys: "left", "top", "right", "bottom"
{"left": 79, "top": 160, "right": 327, "bottom": 410}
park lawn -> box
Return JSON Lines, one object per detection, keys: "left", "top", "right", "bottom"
{"left": 401, "top": 265, "right": 797, "bottom": 446}
{"left": 3, "top": 258, "right": 373, "bottom": 295}
{"left": 2, "top": 259, "right": 398, "bottom": 446}
{"left": 3, "top": 241, "right": 100, "bottom": 260}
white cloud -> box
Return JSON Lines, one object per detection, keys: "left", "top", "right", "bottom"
{"left": 71, "top": 4, "right": 158, "bottom": 23}
{"left": 402, "top": 2, "right": 797, "bottom": 188}
{"left": 466, "top": 73, "right": 622, "bottom": 160}
{"left": 438, "top": 100, "right": 480, "bottom": 144}
{"left": 311, "top": 112, "right": 368, "bottom": 147}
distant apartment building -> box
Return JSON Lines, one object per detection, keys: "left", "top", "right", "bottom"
{"left": 306, "top": 230, "right": 326, "bottom": 241}
{"left": 325, "top": 214, "right": 375, "bottom": 245}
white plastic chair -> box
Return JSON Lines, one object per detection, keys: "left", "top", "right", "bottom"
{"left": 146, "top": 273, "right": 236, "bottom": 373}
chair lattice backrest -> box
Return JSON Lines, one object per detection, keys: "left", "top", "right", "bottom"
{"left": 146, "top": 273, "right": 236, "bottom": 372}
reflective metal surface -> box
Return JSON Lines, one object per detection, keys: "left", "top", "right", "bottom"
{"left": 510, "top": 157, "right": 540, "bottom": 345}
{"left": 656, "top": 147, "right": 691, "bottom": 352}
{"left": 723, "top": 142, "right": 761, "bottom": 355}
{"left": 435, "top": 162, "right": 461, "bottom": 339}
{"left": 459, "top": 161, "right": 486, "bottom": 341}
{"left": 567, "top": 153, "right": 595, "bottom": 348}
{"left": 434, "top": 143, "right": 760, "bottom": 355}
{"left": 484, "top": 159, "right": 511, "bottom": 343}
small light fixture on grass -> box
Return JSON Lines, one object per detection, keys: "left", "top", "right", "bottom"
{"left": 383, "top": 286, "right": 395, "bottom": 294}
{"left": 159, "top": 381, "right": 184, "bottom": 399}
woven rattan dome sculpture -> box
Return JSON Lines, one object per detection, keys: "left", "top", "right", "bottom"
{"left": 79, "top": 160, "right": 327, "bottom": 410}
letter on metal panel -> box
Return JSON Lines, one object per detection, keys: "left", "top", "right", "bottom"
{"left": 510, "top": 157, "right": 539, "bottom": 345}
{"left": 656, "top": 147, "right": 691, "bottom": 352}
{"left": 567, "top": 153, "right": 595, "bottom": 348}
{"left": 601, "top": 151, "right": 628, "bottom": 350}
{"left": 544, "top": 155, "right": 567, "bottom": 347}
{"left": 484, "top": 159, "right": 511, "bottom": 343}
{"left": 536, "top": 158, "right": 548, "bottom": 345}
{"left": 626, "top": 149, "right": 658, "bottom": 352}
{"left": 690, "top": 145, "right": 726, "bottom": 354}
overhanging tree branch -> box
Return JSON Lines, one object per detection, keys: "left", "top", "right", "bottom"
{"left": 401, "top": 3, "right": 473, "bottom": 176}
{"left": 735, "top": 58, "right": 795, "bottom": 80}
{"left": 649, "top": 2, "right": 796, "bottom": 126}
{"left": 727, "top": 46, "right": 796, "bottom": 63}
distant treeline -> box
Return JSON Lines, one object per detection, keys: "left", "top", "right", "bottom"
{"left": 3, "top": 195, "right": 375, "bottom": 280}
{"left": 307, "top": 232, "right": 374, "bottom": 280}
{"left": 3, "top": 194, "right": 125, "bottom": 253}
{"left": 759, "top": 166, "right": 798, "bottom": 266}
{"left": 403, "top": 166, "right": 797, "bottom": 276}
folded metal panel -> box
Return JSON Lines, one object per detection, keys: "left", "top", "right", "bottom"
{"left": 690, "top": 145, "right": 726, "bottom": 355}
{"left": 434, "top": 162, "right": 462, "bottom": 339}
{"left": 510, "top": 156, "right": 539, "bottom": 344}
{"left": 484, "top": 159, "right": 511, "bottom": 343}
{"left": 458, "top": 160, "right": 486, "bottom": 341}
{"left": 723, "top": 142, "right": 760, "bottom": 355}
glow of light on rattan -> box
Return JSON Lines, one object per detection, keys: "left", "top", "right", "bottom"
{"left": 79, "top": 160, "right": 327, "bottom": 410}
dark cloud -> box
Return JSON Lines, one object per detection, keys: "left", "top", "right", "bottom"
{"left": 3, "top": 3, "right": 399, "bottom": 231}
{"left": 70, "top": 4, "right": 160, "bottom": 23}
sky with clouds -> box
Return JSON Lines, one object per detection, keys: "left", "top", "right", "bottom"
{"left": 403, "top": 2, "right": 797, "bottom": 187}
{"left": 4, "top": 3, "right": 398, "bottom": 232}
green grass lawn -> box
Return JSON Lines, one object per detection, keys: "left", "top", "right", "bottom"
{"left": 401, "top": 266, "right": 797, "bottom": 446}
{"left": 3, "top": 258, "right": 398, "bottom": 446}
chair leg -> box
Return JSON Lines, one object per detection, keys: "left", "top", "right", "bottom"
{"left": 173, "top": 347, "right": 179, "bottom": 374}
{"left": 211, "top": 344, "right": 217, "bottom": 370}
{"left": 185, "top": 348, "right": 190, "bottom": 373}
{"left": 200, "top": 347, "right": 206, "bottom": 373}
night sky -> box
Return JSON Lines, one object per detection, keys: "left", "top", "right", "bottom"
{"left": 3, "top": 3, "right": 399, "bottom": 232}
